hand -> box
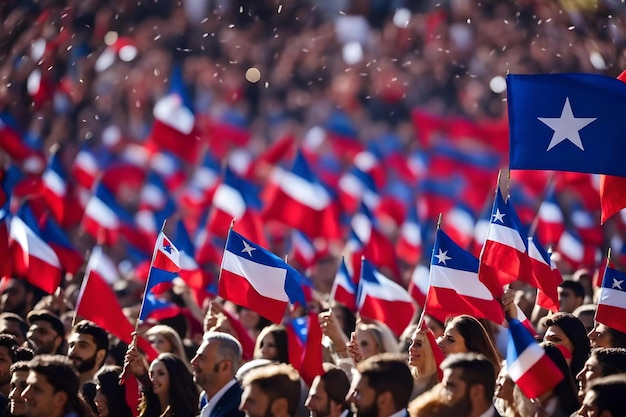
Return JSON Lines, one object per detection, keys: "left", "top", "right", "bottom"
{"left": 319, "top": 310, "right": 349, "bottom": 351}
{"left": 123, "top": 342, "right": 149, "bottom": 378}
{"left": 346, "top": 331, "right": 364, "bottom": 364}
{"left": 502, "top": 288, "right": 518, "bottom": 322}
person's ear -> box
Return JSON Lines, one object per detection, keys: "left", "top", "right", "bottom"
{"left": 96, "top": 349, "right": 107, "bottom": 367}
{"left": 53, "top": 391, "right": 68, "bottom": 411}
{"left": 270, "top": 398, "right": 288, "bottom": 416}
{"left": 469, "top": 384, "right": 485, "bottom": 404}
{"left": 377, "top": 391, "right": 393, "bottom": 410}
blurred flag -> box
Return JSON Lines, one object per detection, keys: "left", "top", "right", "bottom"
{"left": 153, "top": 231, "right": 181, "bottom": 273}
{"left": 329, "top": 257, "right": 357, "bottom": 312}
{"left": 595, "top": 261, "right": 626, "bottom": 334}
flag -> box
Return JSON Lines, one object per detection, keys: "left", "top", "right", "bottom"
{"left": 357, "top": 258, "right": 416, "bottom": 337}
{"left": 149, "top": 94, "right": 199, "bottom": 163}
{"left": 82, "top": 182, "right": 134, "bottom": 245}
{"left": 39, "top": 214, "right": 84, "bottom": 276}
{"left": 418, "top": 321, "right": 445, "bottom": 381}
{"left": 555, "top": 228, "right": 600, "bottom": 271}
{"left": 40, "top": 151, "right": 68, "bottom": 223}
{"left": 173, "top": 219, "right": 205, "bottom": 291}
{"left": 527, "top": 237, "right": 561, "bottom": 312}
{"left": 595, "top": 262, "right": 626, "bottom": 334}
{"left": 535, "top": 184, "right": 565, "bottom": 246}
{"left": 599, "top": 174, "right": 626, "bottom": 224}
{"left": 395, "top": 203, "right": 423, "bottom": 266}
{"left": 507, "top": 318, "right": 564, "bottom": 400}
{"left": 153, "top": 231, "right": 181, "bottom": 273}
{"left": 427, "top": 228, "right": 504, "bottom": 325}
{"left": 299, "top": 312, "right": 325, "bottom": 386}
{"left": 507, "top": 73, "right": 626, "bottom": 177}
{"left": 408, "top": 264, "right": 429, "bottom": 308}
{"left": 181, "top": 151, "right": 220, "bottom": 209}
{"left": 289, "top": 230, "right": 317, "bottom": 271}
{"left": 478, "top": 187, "right": 532, "bottom": 298}
{"left": 218, "top": 229, "right": 306, "bottom": 323}
{"left": 329, "top": 257, "right": 357, "bottom": 312}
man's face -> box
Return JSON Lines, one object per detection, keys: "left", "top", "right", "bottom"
{"left": 26, "top": 321, "right": 60, "bottom": 355}
{"left": 22, "top": 371, "right": 66, "bottom": 417}
{"left": 0, "top": 281, "right": 28, "bottom": 315}
{"left": 190, "top": 340, "right": 224, "bottom": 391}
{"left": 0, "top": 346, "right": 13, "bottom": 387}
{"left": 441, "top": 368, "right": 468, "bottom": 405}
{"left": 67, "top": 333, "right": 100, "bottom": 374}
{"left": 240, "top": 383, "right": 272, "bottom": 417}
{"left": 578, "top": 390, "right": 599, "bottom": 417}
{"left": 558, "top": 287, "right": 582, "bottom": 313}
{"left": 305, "top": 377, "right": 331, "bottom": 417}
{"left": 588, "top": 322, "right": 613, "bottom": 349}
{"left": 576, "top": 355, "right": 602, "bottom": 399}
{"left": 347, "top": 375, "right": 378, "bottom": 417}
{"left": 0, "top": 319, "right": 25, "bottom": 345}
{"left": 9, "top": 369, "right": 28, "bottom": 416}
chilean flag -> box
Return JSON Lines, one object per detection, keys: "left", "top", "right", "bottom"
{"left": 72, "top": 145, "right": 99, "bottom": 190}
{"left": 173, "top": 220, "right": 205, "bottom": 291}
{"left": 338, "top": 165, "right": 380, "bottom": 214}
{"left": 181, "top": 151, "right": 220, "bottom": 209}
{"left": 82, "top": 182, "right": 133, "bottom": 245}
{"left": 507, "top": 318, "right": 564, "bottom": 400}
{"left": 289, "top": 230, "right": 317, "bottom": 271}
{"left": 395, "top": 203, "right": 423, "bottom": 266}
{"left": 427, "top": 228, "right": 504, "bottom": 325}
{"left": 357, "top": 258, "right": 416, "bottom": 337}
{"left": 478, "top": 187, "right": 532, "bottom": 298}
{"left": 39, "top": 214, "right": 84, "bottom": 276}
{"left": 153, "top": 231, "right": 181, "bottom": 273}
{"left": 9, "top": 206, "right": 62, "bottom": 294}
{"left": 527, "top": 237, "right": 561, "bottom": 312}
{"left": 555, "top": 228, "right": 600, "bottom": 271}
{"left": 41, "top": 152, "right": 68, "bottom": 224}
{"left": 329, "top": 257, "right": 357, "bottom": 312}
{"left": 595, "top": 261, "right": 626, "bottom": 334}
{"left": 408, "top": 264, "right": 429, "bottom": 308}
{"left": 535, "top": 184, "right": 564, "bottom": 246}
{"left": 263, "top": 150, "right": 342, "bottom": 240}
{"left": 218, "top": 229, "right": 306, "bottom": 323}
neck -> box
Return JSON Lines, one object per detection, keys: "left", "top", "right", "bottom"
{"left": 203, "top": 377, "right": 232, "bottom": 400}
{"left": 79, "top": 368, "right": 97, "bottom": 386}
{"left": 469, "top": 402, "right": 491, "bottom": 417}
{"left": 157, "top": 392, "right": 170, "bottom": 413}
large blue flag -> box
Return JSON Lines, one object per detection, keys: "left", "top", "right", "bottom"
{"left": 507, "top": 73, "right": 626, "bottom": 177}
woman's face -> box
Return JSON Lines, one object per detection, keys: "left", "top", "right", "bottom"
{"left": 149, "top": 333, "right": 173, "bottom": 354}
{"left": 357, "top": 329, "right": 380, "bottom": 359}
{"left": 544, "top": 325, "right": 575, "bottom": 356}
{"left": 408, "top": 330, "right": 427, "bottom": 368}
{"left": 149, "top": 360, "right": 170, "bottom": 398}
{"left": 438, "top": 324, "right": 468, "bottom": 355}
{"left": 94, "top": 386, "right": 109, "bottom": 417}
{"left": 259, "top": 333, "right": 278, "bottom": 360}
{"left": 239, "top": 308, "right": 261, "bottom": 330}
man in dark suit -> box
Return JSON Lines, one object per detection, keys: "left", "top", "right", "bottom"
{"left": 305, "top": 366, "right": 352, "bottom": 417}
{"left": 191, "top": 331, "right": 244, "bottom": 417}
{"left": 347, "top": 353, "right": 414, "bottom": 417}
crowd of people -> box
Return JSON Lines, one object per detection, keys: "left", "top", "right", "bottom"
{"left": 3, "top": 0, "right": 626, "bottom": 417}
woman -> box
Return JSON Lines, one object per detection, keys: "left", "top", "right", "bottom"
{"left": 254, "top": 324, "right": 289, "bottom": 363}
{"left": 138, "top": 353, "right": 199, "bottom": 417}
{"left": 438, "top": 315, "right": 501, "bottom": 373}
{"left": 235, "top": 305, "right": 272, "bottom": 341}
{"left": 145, "top": 325, "right": 187, "bottom": 361}
{"left": 93, "top": 366, "right": 134, "bottom": 417}
{"left": 355, "top": 321, "right": 399, "bottom": 359}
{"left": 407, "top": 326, "right": 440, "bottom": 397}
{"left": 542, "top": 312, "right": 590, "bottom": 378}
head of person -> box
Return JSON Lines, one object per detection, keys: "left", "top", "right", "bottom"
{"left": 26, "top": 310, "right": 65, "bottom": 355}
{"left": 9, "top": 361, "right": 29, "bottom": 417}
{"left": 438, "top": 315, "right": 501, "bottom": 372}
{"left": 407, "top": 327, "right": 438, "bottom": 379}
{"left": 146, "top": 353, "right": 199, "bottom": 417}
{"left": 578, "top": 374, "right": 626, "bottom": 417}
{"left": 0, "top": 278, "right": 35, "bottom": 317}
{"left": 23, "top": 354, "right": 91, "bottom": 417}
{"left": 0, "top": 334, "right": 18, "bottom": 387}
{"left": 355, "top": 321, "right": 399, "bottom": 360}
{"left": 539, "top": 342, "right": 580, "bottom": 415}
{"left": 0, "top": 312, "right": 29, "bottom": 345}
{"left": 254, "top": 324, "right": 289, "bottom": 364}
{"left": 558, "top": 280, "right": 585, "bottom": 313}
{"left": 440, "top": 353, "right": 496, "bottom": 417}
{"left": 588, "top": 321, "right": 626, "bottom": 349}
{"left": 190, "top": 331, "right": 242, "bottom": 395}
{"left": 93, "top": 365, "right": 133, "bottom": 417}
{"left": 67, "top": 320, "right": 109, "bottom": 375}
{"left": 240, "top": 363, "right": 301, "bottom": 417}
{"left": 145, "top": 324, "right": 187, "bottom": 360}
{"left": 573, "top": 304, "right": 596, "bottom": 334}
{"left": 575, "top": 347, "right": 626, "bottom": 400}
{"left": 347, "top": 353, "right": 414, "bottom": 417}
{"left": 408, "top": 384, "right": 471, "bottom": 417}
{"left": 543, "top": 312, "right": 591, "bottom": 377}
{"left": 305, "top": 366, "right": 350, "bottom": 417}
{"left": 235, "top": 306, "right": 272, "bottom": 334}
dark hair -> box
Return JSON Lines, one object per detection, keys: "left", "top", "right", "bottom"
{"left": 319, "top": 367, "right": 350, "bottom": 409}
{"left": 255, "top": 324, "right": 289, "bottom": 364}
{"left": 558, "top": 280, "right": 585, "bottom": 299}
{"left": 28, "top": 355, "right": 95, "bottom": 417}
{"left": 0, "top": 334, "right": 18, "bottom": 362}
{"left": 544, "top": 312, "right": 590, "bottom": 377}
{"left": 26, "top": 310, "right": 65, "bottom": 338}
{"left": 444, "top": 315, "right": 502, "bottom": 373}
{"left": 440, "top": 353, "right": 496, "bottom": 404}
{"left": 606, "top": 326, "right": 626, "bottom": 348}
{"left": 140, "top": 353, "right": 199, "bottom": 417}
{"left": 540, "top": 342, "right": 580, "bottom": 414}
{"left": 94, "top": 366, "right": 133, "bottom": 417}
{"left": 357, "top": 353, "right": 414, "bottom": 411}
{"left": 591, "top": 347, "right": 626, "bottom": 376}
{"left": 72, "top": 320, "right": 109, "bottom": 352}
{"left": 14, "top": 346, "right": 34, "bottom": 362}
{"left": 587, "top": 374, "right": 626, "bottom": 415}
{"left": 242, "top": 363, "right": 301, "bottom": 416}
{"left": 0, "top": 312, "right": 29, "bottom": 339}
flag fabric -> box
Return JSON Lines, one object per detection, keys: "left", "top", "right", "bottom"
{"left": 555, "top": 228, "right": 600, "bottom": 271}
{"left": 357, "top": 258, "right": 416, "bottom": 337}
{"left": 395, "top": 203, "right": 423, "bottom": 266}
{"left": 527, "top": 237, "right": 561, "bottom": 312}
{"left": 289, "top": 230, "right": 317, "bottom": 271}
{"left": 218, "top": 229, "right": 306, "bottom": 323}
{"left": 427, "top": 228, "right": 504, "bottom": 325}
{"left": 173, "top": 219, "right": 205, "bottom": 291}
{"left": 507, "top": 73, "right": 626, "bottom": 177}
{"left": 299, "top": 312, "right": 325, "bottom": 386}
{"left": 535, "top": 184, "right": 565, "bottom": 246}
{"left": 39, "top": 214, "right": 84, "bottom": 276}
{"left": 71, "top": 146, "right": 99, "bottom": 190}
{"left": 149, "top": 94, "right": 199, "bottom": 163}
{"left": 408, "top": 264, "right": 429, "bottom": 308}
{"left": 152, "top": 231, "right": 181, "bottom": 273}
{"left": 40, "top": 151, "right": 68, "bottom": 223}
{"left": 329, "top": 257, "right": 357, "bottom": 312}
{"left": 478, "top": 187, "right": 532, "bottom": 298}
{"left": 82, "top": 182, "right": 133, "bottom": 245}
{"left": 418, "top": 321, "right": 445, "bottom": 381}
{"left": 507, "top": 318, "right": 564, "bottom": 400}
{"left": 595, "top": 262, "right": 626, "bottom": 334}
{"left": 599, "top": 174, "right": 626, "bottom": 224}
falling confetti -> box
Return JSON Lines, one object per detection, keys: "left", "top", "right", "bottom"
{"left": 246, "top": 67, "right": 261, "bottom": 83}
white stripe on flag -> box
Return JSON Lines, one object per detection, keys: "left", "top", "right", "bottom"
{"left": 430, "top": 265, "right": 494, "bottom": 300}
{"left": 273, "top": 169, "right": 331, "bottom": 210}
{"left": 213, "top": 184, "right": 246, "bottom": 218}
{"left": 487, "top": 223, "right": 527, "bottom": 252}
{"left": 508, "top": 343, "right": 544, "bottom": 381}
{"left": 598, "top": 287, "right": 626, "bottom": 309}
{"left": 85, "top": 197, "right": 119, "bottom": 229}
{"left": 42, "top": 169, "right": 66, "bottom": 196}
{"left": 222, "top": 250, "right": 289, "bottom": 302}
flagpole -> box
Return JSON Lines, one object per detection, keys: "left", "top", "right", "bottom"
{"left": 416, "top": 213, "right": 442, "bottom": 330}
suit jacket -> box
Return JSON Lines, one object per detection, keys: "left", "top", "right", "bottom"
{"left": 207, "top": 383, "right": 244, "bottom": 417}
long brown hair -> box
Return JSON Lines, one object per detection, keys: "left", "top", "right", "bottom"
{"left": 444, "top": 315, "right": 502, "bottom": 373}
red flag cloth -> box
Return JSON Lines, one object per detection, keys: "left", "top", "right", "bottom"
{"left": 299, "top": 312, "right": 324, "bottom": 386}
{"left": 153, "top": 232, "right": 181, "bottom": 273}
{"left": 595, "top": 261, "right": 626, "bottom": 334}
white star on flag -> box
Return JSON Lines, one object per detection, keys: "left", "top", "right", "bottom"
{"left": 434, "top": 249, "right": 451, "bottom": 265}
{"left": 492, "top": 208, "right": 506, "bottom": 223}
{"left": 538, "top": 97, "right": 596, "bottom": 151}
{"left": 612, "top": 278, "right": 624, "bottom": 290}
{"left": 241, "top": 240, "right": 256, "bottom": 257}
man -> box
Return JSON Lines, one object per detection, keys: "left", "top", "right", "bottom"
{"left": 575, "top": 347, "right": 626, "bottom": 400}
{"left": 0, "top": 279, "right": 35, "bottom": 319}
{"left": 588, "top": 321, "right": 626, "bottom": 348}
{"left": 578, "top": 374, "right": 626, "bottom": 417}
{"left": 25, "top": 311, "right": 65, "bottom": 355}
{"left": 0, "top": 334, "right": 19, "bottom": 411}
{"left": 440, "top": 353, "right": 499, "bottom": 417}
{"left": 305, "top": 367, "right": 351, "bottom": 417}
{"left": 347, "top": 353, "right": 414, "bottom": 417}
{"left": 22, "top": 354, "right": 92, "bottom": 417}
{"left": 0, "top": 313, "right": 28, "bottom": 346}
{"left": 67, "top": 320, "right": 109, "bottom": 386}
{"left": 191, "top": 331, "right": 244, "bottom": 417}
{"left": 557, "top": 280, "right": 585, "bottom": 313}
{"left": 8, "top": 361, "right": 30, "bottom": 417}
{"left": 240, "top": 363, "right": 301, "bottom": 417}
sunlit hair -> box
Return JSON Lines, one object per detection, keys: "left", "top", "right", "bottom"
{"left": 145, "top": 324, "right": 187, "bottom": 361}
{"left": 253, "top": 324, "right": 289, "bottom": 363}
{"left": 409, "top": 329, "right": 438, "bottom": 377}
{"left": 242, "top": 363, "right": 301, "bottom": 416}
{"left": 357, "top": 321, "right": 399, "bottom": 356}
{"left": 444, "top": 315, "right": 501, "bottom": 373}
